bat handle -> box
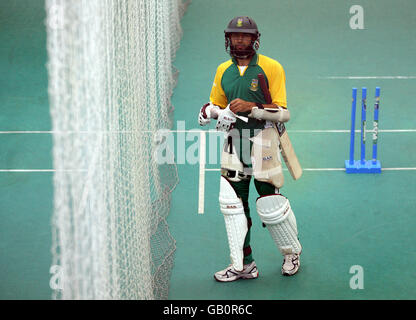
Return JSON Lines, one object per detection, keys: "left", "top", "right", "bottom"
{"left": 257, "top": 73, "right": 272, "bottom": 104}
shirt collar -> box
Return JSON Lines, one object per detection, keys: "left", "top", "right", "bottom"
{"left": 232, "top": 53, "right": 258, "bottom": 67}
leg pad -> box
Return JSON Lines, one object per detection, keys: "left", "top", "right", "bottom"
{"left": 219, "top": 176, "right": 248, "bottom": 271}
{"left": 256, "top": 194, "right": 301, "bottom": 255}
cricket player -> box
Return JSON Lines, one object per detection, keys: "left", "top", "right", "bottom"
{"left": 198, "top": 16, "right": 302, "bottom": 282}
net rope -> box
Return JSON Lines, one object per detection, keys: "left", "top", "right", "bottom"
{"left": 46, "top": 0, "right": 189, "bottom": 300}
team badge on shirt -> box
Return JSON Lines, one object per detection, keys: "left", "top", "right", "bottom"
{"left": 249, "top": 79, "right": 259, "bottom": 91}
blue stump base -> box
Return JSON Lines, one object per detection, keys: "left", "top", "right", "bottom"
{"left": 345, "top": 160, "right": 382, "bottom": 173}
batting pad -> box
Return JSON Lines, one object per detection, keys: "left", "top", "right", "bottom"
{"left": 219, "top": 176, "right": 248, "bottom": 271}
{"left": 256, "top": 194, "right": 301, "bottom": 255}
{"left": 251, "top": 127, "right": 284, "bottom": 188}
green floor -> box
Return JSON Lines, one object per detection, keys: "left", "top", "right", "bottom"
{"left": 1, "top": 0, "right": 415, "bottom": 300}
{"left": 0, "top": 0, "right": 52, "bottom": 299}
{"left": 168, "top": 0, "right": 416, "bottom": 300}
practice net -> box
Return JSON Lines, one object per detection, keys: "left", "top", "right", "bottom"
{"left": 46, "top": 0, "right": 189, "bottom": 299}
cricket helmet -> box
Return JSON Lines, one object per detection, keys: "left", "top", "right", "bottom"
{"left": 224, "top": 16, "right": 261, "bottom": 59}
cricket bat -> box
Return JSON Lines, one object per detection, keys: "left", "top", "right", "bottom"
{"left": 257, "top": 73, "right": 302, "bottom": 180}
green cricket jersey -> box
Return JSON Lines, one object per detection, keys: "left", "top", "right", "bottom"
{"left": 209, "top": 53, "right": 287, "bottom": 133}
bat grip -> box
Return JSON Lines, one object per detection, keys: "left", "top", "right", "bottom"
{"left": 257, "top": 73, "right": 272, "bottom": 104}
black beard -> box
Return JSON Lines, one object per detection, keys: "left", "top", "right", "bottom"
{"left": 230, "top": 44, "right": 255, "bottom": 59}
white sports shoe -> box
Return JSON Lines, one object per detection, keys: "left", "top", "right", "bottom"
{"left": 281, "top": 253, "right": 300, "bottom": 276}
{"left": 214, "top": 261, "right": 259, "bottom": 282}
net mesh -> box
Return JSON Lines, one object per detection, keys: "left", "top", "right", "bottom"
{"left": 46, "top": 0, "right": 189, "bottom": 300}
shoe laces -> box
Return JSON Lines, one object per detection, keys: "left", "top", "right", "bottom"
{"left": 284, "top": 254, "right": 296, "bottom": 265}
